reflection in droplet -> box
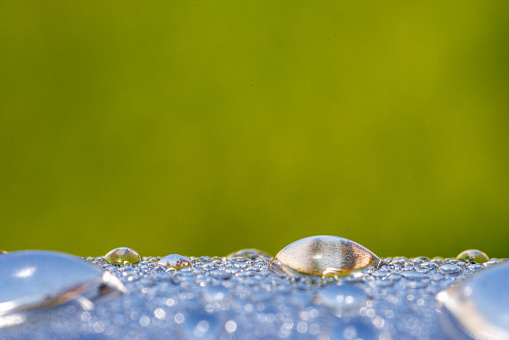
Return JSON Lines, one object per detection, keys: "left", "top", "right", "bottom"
{"left": 316, "top": 284, "right": 370, "bottom": 310}
{"left": 158, "top": 254, "right": 191, "bottom": 270}
{"left": 104, "top": 247, "right": 142, "bottom": 265}
{"left": 436, "top": 261, "right": 509, "bottom": 340}
{"left": 269, "top": 235, "right": 384, "bottom": 277}
{"left": 456, "top": 249, "right": 489, "bottom": 264}
{"left": 0, "top": 250, "right": 126, "bottom": 326}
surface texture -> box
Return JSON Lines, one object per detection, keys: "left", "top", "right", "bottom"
{"left": 0, "top": 254, "right": 505, "bottom": 340}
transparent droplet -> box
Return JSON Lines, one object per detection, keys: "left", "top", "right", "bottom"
{"left": 104, "top": 247, "right": 142, "bottom": 265}
{"left": 268, "top": 235, "right": 384, "bottom": 277}
{"left": 456, "top": 249, "right": 489, "bottom": 264}
{"left": 158, "top": 254, "right": 191, "bottom": 270}
{"left": 436, "top": 261, "right": 509, "bottom": 340}
{"left": 0, "top": 250, "right": 126, "bottom": 326}
{"left": 225, "top": 248, "right": 272, "bottom": 260}
{"left": 439, "top": 264, "right": 463, "bottom": 275}
{"left": 316, "top": 284, "right": 370, "bottom": 309}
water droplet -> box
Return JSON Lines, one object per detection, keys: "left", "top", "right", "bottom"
{"left": 226, "top": 248, "right": 272, "bottom": 260}
{"left": 0, "top": 250, "right": 126, "bottom": 324}
{"left": 411, "top": 257, "right": 429, "bottom": 264}
{"left": 158, "top": 254, "right": 191, "bottom": 270}
{"left": 439, "top": 264, "right": 463, "bottom": 275}
{"left": 436, "top": 261, "right": 509, "bottom": 340}
{"left": 269, "top": 235, "right": 384, "bottom": 277}
{"left": 104, "top": 247, "right": 142, "bottom": 265}
{"left": 315, "top": 284, "right": 370, "bottom": 309}
{"left": 456, "top": 249, "right": 489, "bottom": 263}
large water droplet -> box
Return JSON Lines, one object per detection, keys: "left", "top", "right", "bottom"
{"left": 269, "top": 235, "right": 384, "bottom": 277}
{"left": 456, "top": 249, "right": 489, "bottom": 263}
{"left": 158, "top": 254, "right": 191, "bottom": 270}
{"left": 0, "top": 250, "right": 126, "bottom": 326}
{"left": 436, "top": 261, "right": 509, "bottom": 340}
{"left": 104, "top": 247, "right": 142, "bottom": 265}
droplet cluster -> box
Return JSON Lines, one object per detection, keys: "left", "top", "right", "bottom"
{"left": 0, "top": 241, "right": 504, "bottom": 340}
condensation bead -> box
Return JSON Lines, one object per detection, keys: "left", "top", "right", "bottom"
{"left": 104, "top": 247, "right": 142, "bottom": 265}
{"left": 158, "top": 255, "right": 191, "bottom": 270}
{"left": 269, "top": 235, "right": 384, "bottom": 277}
{"left": 456, "top": 249, "right": 489, "bottom": 263}
{"left": 225, "top": 249, "right": 272, "bottom": 260}
{"left": 439, "top": 264, "right": 463, "bottom": 275}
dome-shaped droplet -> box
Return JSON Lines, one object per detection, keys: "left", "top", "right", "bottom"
{"left": 269, "top": 235, "right": 384, "bottom": 277}
{"left": 104, "top": 247, "right": 142, "bottom": 265}
{"left": 456, "top": 249, "right": 489, "bottom": 263}
{"left": 158, "top": 254, "right": 191, "bottom": 270}
{"left": 439, "top": 264, "right": 463, "bottom": 275}
{"left": 226, "top": 248, "right": 272, "bottom": 260}
{"left": 0, "top": 250, "right": 126, "bottom": 324}
{"left": 436, "top": 261, "right": 509, "bottom": 340}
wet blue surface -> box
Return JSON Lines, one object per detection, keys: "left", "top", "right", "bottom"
{"left": 0, "top": 254, "right": 506, "bottom": 340}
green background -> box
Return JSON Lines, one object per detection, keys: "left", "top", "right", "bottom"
{"left": 2, "top": 2, "right": 508, "bottom": 259}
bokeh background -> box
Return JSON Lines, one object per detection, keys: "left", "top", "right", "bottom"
{"left": 2, "top": 2, "right": 508, "bottom": 259}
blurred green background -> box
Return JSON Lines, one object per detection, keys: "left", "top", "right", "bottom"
{"left": 1, "top": 2, "right": 508, "bottom": 259}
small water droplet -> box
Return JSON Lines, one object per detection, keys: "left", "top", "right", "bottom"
{"left": 439, "top": 264, "right": 463, "bottom": 275}
{"left": 158, "top": 254, "right": 191, "bottom": 270}
{"left": 456, "top": 249, "right": 489, "bottom": 264}
{"left": 225, "top": 248, "right": 271, "bottom": 260}
{"left": 269, "top": 235, "right": 384, "bottom": 278}
{"left": 315, "top": 284, "right": 370, "bottom": 309}
{"left": 436, "top": 261, "right": 509, "bottom": 340}
{"left": 104, "top": 247, "right": 142, "bottom": 265}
